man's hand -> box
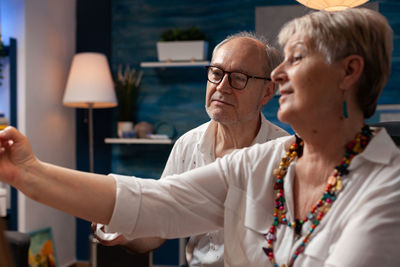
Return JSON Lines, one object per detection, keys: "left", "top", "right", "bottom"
{"left": 91, "top": 222, "right": 128, "bottom": 246}
{"left": 91, "top": 222, "right": 166, "bottom": 254}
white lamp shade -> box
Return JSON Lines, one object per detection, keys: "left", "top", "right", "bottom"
{"left": 296, "top": 0, "right": 369, "bottom": 11}
{"left": 63, "top": 52, "right": 117, "bottom": 108}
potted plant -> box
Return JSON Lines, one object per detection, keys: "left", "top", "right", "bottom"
{"left": 157, "top": 26, "right": 209, "bottom": 62}
{"left": 114, "top": 64, "right": 143, "bottom": 137}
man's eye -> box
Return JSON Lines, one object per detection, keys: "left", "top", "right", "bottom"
{"left": 212, "top": 71, "right": 223, "bottom": 77}
{"left": 233, "top": 74, "right": 246, "bottom": 82}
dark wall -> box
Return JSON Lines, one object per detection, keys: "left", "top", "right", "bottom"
{"left": 76, "top": 0, "right": 113, "bottom": 260}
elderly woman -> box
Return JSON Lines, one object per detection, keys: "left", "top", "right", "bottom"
{"left": 0, "top": 7, "right": 399, "bottom": 267}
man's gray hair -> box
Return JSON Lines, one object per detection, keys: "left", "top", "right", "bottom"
{"left": 212, "top": 31, "right": 281, "bottom": 76}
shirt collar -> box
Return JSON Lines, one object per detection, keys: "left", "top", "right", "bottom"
{"left": 252, "top": 113, "right": 269, "bottom": 145}
{"left": 198, "top": 113, "right": 267, "bottom": 157}
{"left": 198, "top": 120, "right": 218, "bottom": 158}
{"left": 350, "top": 127, "right": 399, "bottom": 170}
{"left": 282, "top": 127, "right": 397, "bottom": 170}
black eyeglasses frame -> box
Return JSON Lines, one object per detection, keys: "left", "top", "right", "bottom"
{"left": 205, "top": 65, "right": 271, "bottom": 90}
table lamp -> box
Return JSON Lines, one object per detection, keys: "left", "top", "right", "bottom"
{"left": 63, "top": 52, "right": 117, "bottom": 172}
{"left": 296, "top": 0, "right": 368, "bottom": 11}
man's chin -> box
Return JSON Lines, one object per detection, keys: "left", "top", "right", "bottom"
{"left": 208, "top": 114, "right": 226, "bottom": 123}
{"left": 210, "top": 116, "right": 235, "bottom": 125}
{"left": 207, "top": 108, "right": 237, "bottom": 123}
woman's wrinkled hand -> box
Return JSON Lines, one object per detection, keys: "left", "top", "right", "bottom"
{"left": 0, "top": 126, "right": 38, "bottom": 186}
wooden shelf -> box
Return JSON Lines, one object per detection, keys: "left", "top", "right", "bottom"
{"left": 105, "top": 138, "right": 173, "bottom": 144}
{"left": 140, "top": 61, "right": 210, "bottom": 68}
{"left": 377, "top": 104, "right": 400, "bottom": 111}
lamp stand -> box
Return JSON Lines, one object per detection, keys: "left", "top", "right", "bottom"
{"left": 88, "top": 103, "right": 94, "bottom": 173}
{"left": 88, "top": 103, "right": 97, "bottom": 267}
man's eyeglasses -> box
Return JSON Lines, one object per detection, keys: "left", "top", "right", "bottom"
{"left": 205, "top": 65, "right": 271, "bottom": 90}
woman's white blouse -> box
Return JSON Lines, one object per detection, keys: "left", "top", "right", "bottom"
{"left": 106, "top": 128, "right": 400, "bottom": 267}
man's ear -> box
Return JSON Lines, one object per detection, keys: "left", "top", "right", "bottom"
{"left": 339, "top": 55, "right": 364, "bottom": 91}
{"left": 261, "top": 81, "right": 275, "bottom": 106}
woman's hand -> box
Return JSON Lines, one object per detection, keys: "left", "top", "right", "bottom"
{"left": 0, "top": 126, "right": 38, "bottom": 187}
{"left": 0, "top": 126, "right": 116, "bottom": 225}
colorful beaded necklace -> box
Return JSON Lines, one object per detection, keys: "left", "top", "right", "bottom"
{"left": 263, "top": 125, "right": 373, "bottom": 267}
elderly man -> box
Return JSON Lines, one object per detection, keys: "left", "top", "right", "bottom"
{"left": 94, "top": 32, "right": 288, "bottom": 266}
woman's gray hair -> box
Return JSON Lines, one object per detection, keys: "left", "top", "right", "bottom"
{"left": 278, "top": 8, "right": 393, "bottom": 118}
{"left": 212, "top": 31, "right": 281, "bottom": 77}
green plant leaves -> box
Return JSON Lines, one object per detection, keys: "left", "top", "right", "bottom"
{"left": 160, "top": 26, "right": 207, "bottom": 41}
{"left": 114, "top": 65, "right": 143, "bottom": 122}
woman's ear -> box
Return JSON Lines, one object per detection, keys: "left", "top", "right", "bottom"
{"left": 340, "top": 55, "right": 364, "bottom": 91}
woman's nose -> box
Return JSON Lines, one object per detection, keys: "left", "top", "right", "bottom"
{"left": 271, "top": 62, "right": 287, "bottom": 84}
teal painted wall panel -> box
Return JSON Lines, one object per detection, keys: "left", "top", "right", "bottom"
{"left": 373, "top": 0, "right": 400, "bottom": 113}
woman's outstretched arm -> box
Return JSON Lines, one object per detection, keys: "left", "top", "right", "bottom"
{"left": 0, "top": 126, "right": 116, "bottom": 224}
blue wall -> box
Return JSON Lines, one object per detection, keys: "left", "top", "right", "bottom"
{"left": 111, "top": 0, "right": 296, "bottom": 137}
{"left": 110, "top": 0, "right": 400, "bottom": 141}
{"left": 378, "top": 1, "right": 400, "bottom": 104}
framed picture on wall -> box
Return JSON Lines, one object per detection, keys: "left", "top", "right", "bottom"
{"left": 28, "top": 227, "right": 57, "bottom": 267}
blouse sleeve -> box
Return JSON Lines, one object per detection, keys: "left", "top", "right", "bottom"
{"left": 106, "top": 161, "right": 228, "bottom": 240}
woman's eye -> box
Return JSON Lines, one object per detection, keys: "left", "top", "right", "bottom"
{"left": 293, "top": 55, "right": 303, "bottom": 62}
{"left": 284, "top": 54, "right": 303, "bottom": 64}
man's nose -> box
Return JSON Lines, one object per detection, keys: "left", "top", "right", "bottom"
{"left": 216, "top": 73, "right": 233, "bottom": 93}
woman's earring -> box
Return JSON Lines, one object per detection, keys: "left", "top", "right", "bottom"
{"left": 343, "top": 101, "right": 349, "bottom": 119}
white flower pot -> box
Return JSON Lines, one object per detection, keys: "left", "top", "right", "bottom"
{"left": 156, "top": 41, "right": 208, "bottom": 61}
